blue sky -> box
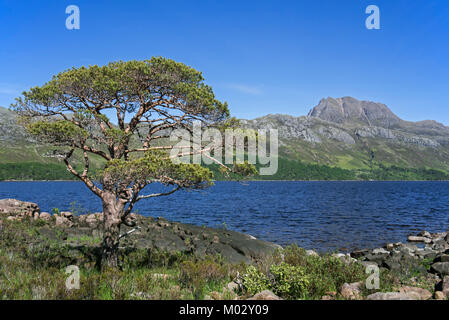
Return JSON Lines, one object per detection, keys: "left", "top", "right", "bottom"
{"left": 0, "top": 0, "right": 448, "bottom": 123}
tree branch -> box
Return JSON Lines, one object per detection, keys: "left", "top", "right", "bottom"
{"left": 136, "top": 185, "right": 181, "bottom": 201}
{"left": 64, "top": 148, "right": 103, "bottom": 197}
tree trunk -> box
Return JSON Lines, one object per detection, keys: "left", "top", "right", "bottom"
{"left": 101, "top": 191, "right": 123, "bottom": 269}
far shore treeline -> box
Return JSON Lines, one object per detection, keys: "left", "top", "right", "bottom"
{"left": 2, "top": 159, "right": 449, "bottom": 182}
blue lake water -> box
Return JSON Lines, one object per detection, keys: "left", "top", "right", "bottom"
{"left": 1, "top": 181, "right": 449, "bottom": 252}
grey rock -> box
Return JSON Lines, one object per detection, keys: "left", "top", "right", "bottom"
{"left": 417, "top": 231, "right": 432, "bottom": 238}
{"left": 382, "top": 257, "right": 401, "bottom": 271}
{"left": 0, "top": 199, "right": 40, "bottom": 219}
{"left": 247, "top": 290, "right": 281, "bottom": 300}
{"left": 434, "top": 254, "right": 449, "bottom": 263}
{"left": 225, "top": 282, "right": 240, "bottom": 293}
{"left": 435, "top": 275, "right": 449, "bottom": 296}
{"left": 39, "top": 212, "right": 52, "bottom": 221}
{"left": 359, "top": 261, "right": 378, "bottom": 268}
{"left": 364, "top": 251, "right": 389, "bottom": 266}
{"left": 430, "top": 262, "right": 449, "bottom": 276}
{"left": 340, "top": 282, "right": 362, "bottom": 300}
{"left": 434, "top": 291, "right": 447, "bottom": 300}
{"left": 408, "top": 236, "right": 432, "bottom": 244}
{"left": 0, "top": 107, "right": 36, "bottom": 144}
{"left": 351, "top": 249, "right": 370, "bottom": 259}
{"left": 366, "top": 292, "right": 415, "bottom": 300}
{"left": 305, "top": 249, "right": 319, "bottom": 257}
{"left": 55, "top": 216, "right": 74, "bottom": 228}
{"left": 308, "top": 97, "right": 401, "bottom": 127}
{"left": 415, "top": 248, "right": 437, "bottom": 260}
{"left": 372, "top": 248, "right": 389, "bottom": 255}
{"left": 398, "top": 286, "right": 432, "bottom": 300}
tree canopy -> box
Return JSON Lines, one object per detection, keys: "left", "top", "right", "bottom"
{"left": 12, "top": 57, "right": 254, "bottom": 267}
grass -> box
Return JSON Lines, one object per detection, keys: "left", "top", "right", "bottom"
{"left": 0, "top": 217, "right": 243, "bottom": 300}
{"left": 0, "top": 218, "right": 442, "bottom": 300}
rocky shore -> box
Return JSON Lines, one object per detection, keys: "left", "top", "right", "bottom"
{"left": 326, "top": 230, "right": 449, "bottom": 300}
{"left": 0, "top": 198, "right": 281, "bottom": 265}
{"left": 1, "top": 198, "right": 448, "bottom": 300}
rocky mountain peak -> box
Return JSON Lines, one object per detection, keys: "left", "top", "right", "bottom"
{"left": 307, "top": 96, "right": 402, "bottom": 127}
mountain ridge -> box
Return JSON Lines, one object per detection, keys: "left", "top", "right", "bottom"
{"left": 2, "top": 96, "right": 449, "bottom": 180}
{"left": 240, "top": 97, "right": 449, "bottom": 174}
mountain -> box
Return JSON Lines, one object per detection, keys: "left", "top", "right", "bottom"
{"left": 0, "top": 106, "right": 34, "bottom": 144}
{"left": 0, "top": 106, "right": 104, "bottom": 180}
{"left": 241, "top": 97, "right": 449, "bottom": 178}
{"left": 307, "top": 96, "right": 401, "bottom": 127}
{"left": 2, "top": 97, "right": 449, "bottom": 181}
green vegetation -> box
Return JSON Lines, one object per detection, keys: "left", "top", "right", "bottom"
{"left": 358, "top": 163, "right": 449, "bottom": 181}
{"left": 0, "top": 162, "right": 76, "bottom": 180}
{"left": 0, "top": 217, "right": 241, "bottom": 299}
{"left": 241, "top": 245, "right": 365, "bottom": 299}
{"left": 0, "top": 218, "right": 440, "bottom": 300}
{"left": 2, "top": 157, "right": 449, "bottom": 181}
{"left": 207, "top": 157, "right": 449, "bottom": 181}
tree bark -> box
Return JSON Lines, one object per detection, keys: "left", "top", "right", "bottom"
{"left": 101, "top": 191, "right": 123, "bottom": 269}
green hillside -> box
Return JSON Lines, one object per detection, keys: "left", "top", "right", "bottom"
{"left": 2, "top": 97, "right": 449, "bottom": 182}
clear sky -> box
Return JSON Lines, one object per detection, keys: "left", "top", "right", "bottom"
{"left": 0, "top": 0, "right": 448, "bottom": 123}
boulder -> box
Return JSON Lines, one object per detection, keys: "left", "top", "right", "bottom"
{"left": 434, "top": 254, "right": 449, "bottom": 263}
{"left": 55, "top": 216, "right": 74, "bottom": 228}
{"left": 398, "top": 286, "right": 432, "bottom": 300}
{"left": 209, "top": 291, "right": 222, "bottom": 300}
{"left": 305, "top": 249, "right": 319, "bottom": 257}
{"left": 83, "top": 213, "right": 103, "bottom": 228}
{"left": 431, "top": 239, "right": 449, "bottom": 252}
{"left": 382, "top": 257, "right": 401, "bottom": 271}
{"left": 372, "top": 248, "right": 389, "bottom": 255}
{"left": 430, "top": 262, "right": 449, "bottom": 276}
{"left": 418, "top": 231, "right": 431, "bottom": 238}
{"left": 359, "top": 261, "right": 378, "bottom": 269}
{"left": 247, "top": 290, "right": 281, "bottom": 300}
{"left": 443, "top": 276, "right": 449, "bottom": 294}
{"left": 434, "top": 291, "right": 446, "bottom": 300}
{"left": 415, "top": 248, "right": 437, "bottom": 260}
{"left": 407, "top": 236, "right": 431, "bottom": 244}
{"left": 61, "top": 212, "right": 74, "bottom": 221}
{"left": 399, "top": 243, "right": 418, "bottom": 252}
{"left": 340, "top": 282, "right": 362, "bottom": 300}
{"left": 39, "top": 212, "right": 52, "bottom": 221}
{"left": 0, "top": 199, "right": 40, "bottom": 219}
{"left": 364, "top": 252, "right": 389, "bottom": 266}
{"left": 366, "top": 292, "right": 416, "bottom": 300}
{"left": 350, "top": 249, "right": 369, "bottom": 259}
{"left": 435, "top": 275, "right": 449, "bottom": 297}
{"left": 225, "top": 282, "right": 239, "bottom": 293}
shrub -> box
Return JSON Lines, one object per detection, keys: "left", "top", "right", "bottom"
{"left": 241, "top": 265, "right": 270, "bottom": 295}
{"left": 180, "top": 255, "right": 233, "bottom": 298}
{"left": 270, "top": 262, "right": 309, "bottom": 299}
{"left": 180, "top": 256, "right": 230, "bottom": 286}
